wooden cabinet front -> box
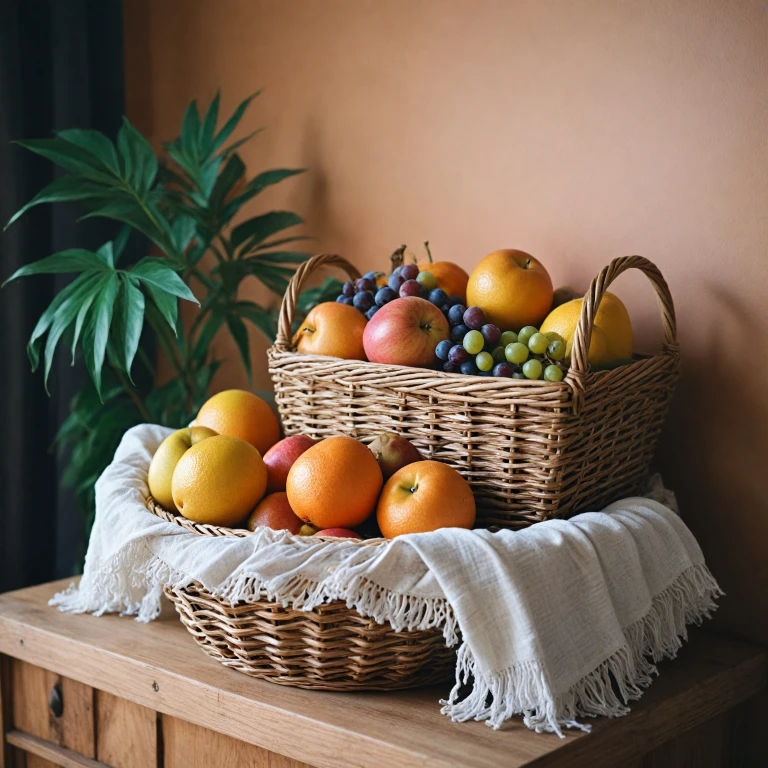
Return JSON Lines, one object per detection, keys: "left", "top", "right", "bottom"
{"left": 1, "top": 658, "right": 312, "bottom": 768}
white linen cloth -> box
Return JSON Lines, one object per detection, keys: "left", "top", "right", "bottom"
{"left": 52, "top": 424, "right": 722, "bottom": 735}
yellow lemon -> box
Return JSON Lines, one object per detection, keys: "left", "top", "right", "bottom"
{"left": 172, "top": 435, "right": 267, "bottom": 527}
{"left": 148, "top": 427, "right": 218, "bottom": 510}
{"left": 540, "top": 292, "right": 633, "bottom": 366}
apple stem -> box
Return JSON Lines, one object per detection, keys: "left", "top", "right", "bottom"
{"left": 525, "top": 258, "right": 531, "bottom": 269}
{"left": 423, "top": 241, "right": 434, "bottom": 264}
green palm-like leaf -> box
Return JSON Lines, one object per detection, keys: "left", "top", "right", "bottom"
{"left": 11, "top": 137, "right": 115, "bottom": 180}
{"left": 193, "top": 308, "right": 225, "bottom": 360}
{"left": 130, "top": 258, "right": 198, "bottom": 303}
{"left": 4, "top": 177, "right": 107, "bottom": 229}
{"left": 57, "top": 128, "right": 120, "bottom": 172}
{"left": 116, "top": 117, "right": 158, "bottom": 196}
{"left": 42, "top": 273, "right": 106, "bottom": 391}
{"left": 117, "top": 275, "right": 145, "bottom": 378}
{"left": 220, "top": 167, "right": 304, "bottom": 222}
{"left": 210, "top": 91, "right": 261, "bottom": 155}
{"left": 219, "top": 128, "right": 264, "bottom": 161}
{"left": 209, "top": 154, "right": 245, "bottom": 212}
{"left": 231, "top": 211, "right": 303, "bottom": 250}
{"left": 252, "top": 251, "right": 311, "bottom": 265}
{"left": 82, "top": 273, "right": 120, "bottom": 397}
{"left": 233, "top": 300, "right": 276, "bottom": 341}
{"left": 181, "top": 101, "right": 202, "bottom": 160}
{"left": 226, "top": 313, "right": 252, "bottom": 384}
{"left": 2, "top": 248, "right": 111, "bottom": 285}
{"left": 199, "top": 91, "right": 220, "bottom": 155}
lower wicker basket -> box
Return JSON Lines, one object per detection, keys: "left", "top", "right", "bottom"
{"left": 149, "top": 498, "right": 456, "bottom": 690}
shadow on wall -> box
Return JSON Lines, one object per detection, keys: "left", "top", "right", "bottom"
{"left": 657, "top": 282, "right": 768, "bottom": 642}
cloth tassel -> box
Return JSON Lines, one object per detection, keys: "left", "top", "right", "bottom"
{"left": 441, "top": 562, "right": 723, "bottom": 736}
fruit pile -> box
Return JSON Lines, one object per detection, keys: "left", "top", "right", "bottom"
{"left": 436, "top": 306, "right": 567, "bottom": 380}
{"left": 295, "top": 245, "right": 634, "bottom": 374}
{"left": 148, "top": 389, "right": 475, "bottom": 540}
{"left": 337, "top": 258, "right": 465, "bottom": 321}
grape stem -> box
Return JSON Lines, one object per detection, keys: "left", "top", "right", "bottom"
{"left": 423, "top": 241, "right": 434, "bottom": 263}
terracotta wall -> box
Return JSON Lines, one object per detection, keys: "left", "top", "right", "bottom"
{"left": 124, "top": 0, "right": 768, "bottom": 642}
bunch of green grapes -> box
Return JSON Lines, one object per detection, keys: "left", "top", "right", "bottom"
{"left": 435, "top": 305, "right": 570, "bottom": 380}
{"left": 499, "top": 325, "right": 569, "bottom": 380}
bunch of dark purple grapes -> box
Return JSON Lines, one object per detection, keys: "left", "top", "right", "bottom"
{"left": 434, "top": 305, "right": 505, "bottom": 377}
{"left": 337, "top": 264, "right": 462, "bottom": 320}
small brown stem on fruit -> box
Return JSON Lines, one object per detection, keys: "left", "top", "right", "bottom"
{"left": 423, "top": 241, "right": 434, "bottom": 264}
{"left": 524, "top": 258, "right": 531, "bottom": 269}
{"left": 390, "top": 244, "right": 407, "bottom": 272}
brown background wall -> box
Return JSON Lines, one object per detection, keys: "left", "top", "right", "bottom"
{"left": 124, "top": 0, "right": 768, "bottom": 643}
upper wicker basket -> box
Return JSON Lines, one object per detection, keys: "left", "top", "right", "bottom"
{"left": 268, "top": 254, "right": 680, "bottom": 529}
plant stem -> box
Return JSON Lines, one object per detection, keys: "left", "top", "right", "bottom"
{"left": 218, "top": 234, "right": 235, "bottom": 259}
{"left": 113, "top": 366, "right": 153, "bottom": 422}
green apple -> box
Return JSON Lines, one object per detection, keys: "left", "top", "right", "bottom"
{"left": 148, "top": 426, "right": 217, "bottom": 510}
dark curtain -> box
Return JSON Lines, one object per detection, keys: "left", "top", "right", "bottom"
{"left": 0, "top": 0, "right": 126, "bottom": 592}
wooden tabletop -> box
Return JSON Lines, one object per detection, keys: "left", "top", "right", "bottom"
{"left": 0, "top": 580, "right": 765, "bottom": 768}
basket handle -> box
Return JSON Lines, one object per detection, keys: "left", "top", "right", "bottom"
{"left": 566, "top": 255, "right": 678, "bottom": 412}
{"left": 275, "top": 253, "right": 361, "bottom": 349}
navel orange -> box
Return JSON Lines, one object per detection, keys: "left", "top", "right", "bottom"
{"left": 466, "top": 249, "right": 553, "bottom": 330}
{"left": 418, "top": 261, "right": 469, "bottom": 303}
{"left": 196, "top": 389, "right": 281, "bottom": 456}
{"left": 286, "top": 436, "right": 383, "bottom": 529}
{"left": 376, "top": 460, "right": 475, "bottom": 538}
{"left": 172, "top": 435, "right": 267, "bottom": 527}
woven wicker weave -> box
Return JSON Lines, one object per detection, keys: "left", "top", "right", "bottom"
{"left": 147, "top": 498, "right": 455, "bottom": 690}
{"left": 268, "top": 254, "right": 680, "bottom": 528}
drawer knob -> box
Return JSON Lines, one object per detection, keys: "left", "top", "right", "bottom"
{"left": 48, "top": 683, "right": 63, "bottom": 718}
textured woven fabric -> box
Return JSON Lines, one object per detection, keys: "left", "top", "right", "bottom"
{"left": 52, "top": 424, "right": 721, "bottom": 734}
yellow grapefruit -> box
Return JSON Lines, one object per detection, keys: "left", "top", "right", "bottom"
{"left": 172, "top": 435, "right": 267, "bottom": 527}
{"left": 196, "top": 389, "right": 281, "bottom": 456}
{"left": 540, "top": 292, "right": 633, "bottom": 366}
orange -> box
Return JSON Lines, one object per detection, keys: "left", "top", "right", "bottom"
{"left": 376, "top": 460, "right": 475, "bottom": 538}
{"left": 196, "top": 389, "right": 281, "bottom": 456}
{"left": 172, "top": 435, "right": 267, "bottom": 527}
{"left": 466, "top": 249, "right": 553, "bottom": 330}
{"left": 286, "top": 436, "right": 383, "bottom": 529}
{"left": 540, "top": 292, "right": 633, "bottom": 366}
{"left": 418, "top": 261, "right": 469, "bottom": 302}
{"left": 293, "top": 302, "right": 367, "bottom": 360}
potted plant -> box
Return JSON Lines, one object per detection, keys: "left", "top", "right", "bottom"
{"left": 2, "top": 92, "right": 340, "bottom": 545}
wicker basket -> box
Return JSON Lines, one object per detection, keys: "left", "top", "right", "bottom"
{"left": 148, "top": 498, "right": 456, "bottom": 690}
{"left": 268, "top": 253, "right": 680, "bottom": 529}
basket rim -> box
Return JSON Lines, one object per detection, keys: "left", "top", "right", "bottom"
{"left": 145, "top": 496, "right": 390, "bottom": 546}
{"left": 269, "top": 344, "right": 678, "bottom": 389}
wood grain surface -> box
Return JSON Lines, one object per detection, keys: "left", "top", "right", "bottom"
{"left": 94, "top": 691, "right": 156, "bottom": 768}
{"left": 0, "top": 581, "right": 765, "bottom": 768}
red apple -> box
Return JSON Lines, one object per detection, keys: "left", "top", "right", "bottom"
{"left": 263, "top": 435, "right": 318, "bottom": 493}
{"left": 363, "top": 297, "right": 450, "bottom": 367}
{"left": 246, "top": 492, "right": 303, "bottom": 534}
{"left": 369, "top": 432, "right": 423, "bottom": 478}
{"left": 313, "top": 528, "right": 361, "bottom": 539}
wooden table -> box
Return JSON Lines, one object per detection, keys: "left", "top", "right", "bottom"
{"left": 0, "top": 580, "right": 765, "bottom": 768}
